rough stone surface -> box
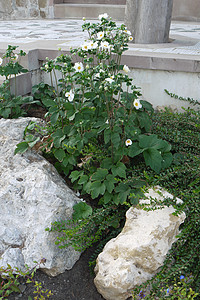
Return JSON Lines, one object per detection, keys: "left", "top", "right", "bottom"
{"left": 16, "top": 0, "right": 28, "bottom": 7}
{"left": 125, "top": 0, "right": 173, "bottom": 43}
{"left": 0, "top": 0, "right": 13, "bottom": 15}
{"left": 0, "top": 118, "right": 81, "bottom": 276}
{"left": 94, "top": 186, "right": 186, "bottom": 300}
{"left": 0, "top": 0, "right": 53, "bottom": 20}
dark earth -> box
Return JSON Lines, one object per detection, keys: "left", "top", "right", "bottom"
{"left": 9, "top": 246, "right": 105, "bottom": 300}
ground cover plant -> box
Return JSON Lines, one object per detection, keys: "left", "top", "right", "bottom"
{"left": 0, "top": 260, "right": 52, "bottom": 299}
{"left": 0, "top": 14, "right": 199, "bottom": 300}
{"left": 131, "top": 107, "right": 200, "bottom": 299}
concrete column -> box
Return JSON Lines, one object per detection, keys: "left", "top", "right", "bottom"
{"left": 125, "top": 0, "right": 173, "bottom": 44}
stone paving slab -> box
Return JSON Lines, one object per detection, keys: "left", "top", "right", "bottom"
{"left": 0, "top": 19, "right": 200, "bottom": 56}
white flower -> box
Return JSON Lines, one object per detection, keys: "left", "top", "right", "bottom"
{"left": 124, "top": 29, "right": 132, "bottom": 35}
{"left": 95, "top": 73, "right": 100, "bottom": 79}
{"left": 89, "top": 41, "right": 98, "bottom": 49}
{"left": 105, "top": 76, "right": 114, "bottom": 84}
{"left": 98, "top": 13, "right": 109, "bottom": 20}
{"left": 129, "top": 36, "right": 133, "bottom": 41}
{"left": 133, "top": 99, "right": 142, "bottom": 110}
{"left": 97, "top": 31, "right": 104, "bottom": 40}
{"left": 81, "top": 42, "right": 91, "bottom": 51}
{"left": 13, "top": 54, "right": 18, "bottom": 61}
{"left": 65, "top": 89, "right": 74, "bottom": 102}
{"left": 74, "top": 62, "right": 84, "bottom": 72}
{"left": 100, "top": 41, "right": 110, "bottom": 51}
{"left": 123, "top": 65, "right": 130, "bottom": 73}
{"left": 125, "top": 139, "right": 132, "bottom": 146}
{"left": 0, "top": 57, "right": 2, "bottom": 65}
{"left": 44, "top": 64, "right": 48, "bottom": 70}
{"left": 105, "top": 119, "right": 109, "bottom": 124}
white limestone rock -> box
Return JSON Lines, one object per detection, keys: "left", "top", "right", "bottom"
{"left": 94, "top": 186, "right": 186, "bottom": 300}
{"left": 0, "top": 118, "right": 81, "bottom": 276}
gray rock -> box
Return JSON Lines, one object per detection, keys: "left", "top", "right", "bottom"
{"left": 94, "top": 186, "right": 186, "bottom": 300}
{"left": 0, "top": 118, "right": 81, "bottom": 276}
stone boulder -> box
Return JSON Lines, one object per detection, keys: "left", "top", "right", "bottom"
{"left": 94, "top": 186, "right": 186, "bottom": 300}
{"left": 0, "top": 118, "right": 81, "bottom": 276}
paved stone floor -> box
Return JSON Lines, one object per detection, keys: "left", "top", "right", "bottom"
{"left": 0, "top": 19, "right": 200, "bottom": 56}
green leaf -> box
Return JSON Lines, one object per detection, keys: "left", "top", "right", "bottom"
{"left": 102, "top": 191, "right": 112, "bottom": 204}
{"left": 28, "top": 137, "right": 40, "bottom": 148}
{"left": 115, "top": 182, "right": 130, "bottom": 193}
{"left": 137, "top": 112, "right": 152, "bottom": 132}
{"left": 111, "top": 162, "right": 126, "bottom": 178}
{"left": 0, "top": 107, "right": 11, "bottom": 118}
{"left": 117, "top": 190, "right": 131, "bottom": 204}
{"left": 100, "top": 158, "right": 113, "bottom": 170}
{"left": 68, "top": 155, "right": 77, "bottom": 165}
{"left": 143, "top": 148, "right": 162, "bottom": 173}
{"left": 78, "top": 175, "right": 89, "bottom": 185}
{"left": 14, "top": 142, "right": 29, "bottom": 154}
{"left": 90, "top": 181, "right": 106, "bottom": 199}
{"left": 140, "top": 100, "right": 154, "bottom": 113}
{"left": 69, "top": 170, "right": 84, "bottom": 183}
{"left": 25, "top": 134, "right": 34, "bottom": 142}
{"left": 91, "top": 168, "right": 108, "bottom": 181}
{"left": 111, "top": 132, "right": 120, "bottom": 148}
{"left": 161, "top": 152, "right": 173, "bottom": 169}
{"left": 104, "top": 128, "right": 111, "bottom": 144}
{"left": 73, "top": 202, "right": 93, "bottom": 220}
{"left": 157, "top": 140, "right": 171, "bottom": 152}
{"left": 84, "top": 91, "right": 96, "bottom": 99}
{"left": 51, "top": 128, "right": 65, "bottom": 139}
{"left": 26, "top": 121, "right": 36, "bottom": 131}
{"left": 63, "top": 102, "right": 74, "bottom": 110}
{"left": 50, "top": 111, "right": 59, "bottom": 125}
{"left": 139, "top": 134, "right": 159, "bottom": 149}
{"left": 53, "top": 136, "right": 65, "bottom": 148}
{"left": 42, "top": 98, "right": 55, "bottom": 107}
{"left": 105, "top": 179, "right": 115, "bottom": 193}
{"left": 128, "top": 143, "right": 144, "bottom": 158}
{"left": 54, "top": 148, "right": 66, "bottom": 162}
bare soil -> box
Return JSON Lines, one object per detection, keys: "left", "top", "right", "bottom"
{"left": 9, "top": 246, "right": 105, "bottom": 300}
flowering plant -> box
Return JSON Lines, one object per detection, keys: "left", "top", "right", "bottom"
{"left": 16, "top": 15, "right": 172, "bottom": 227}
